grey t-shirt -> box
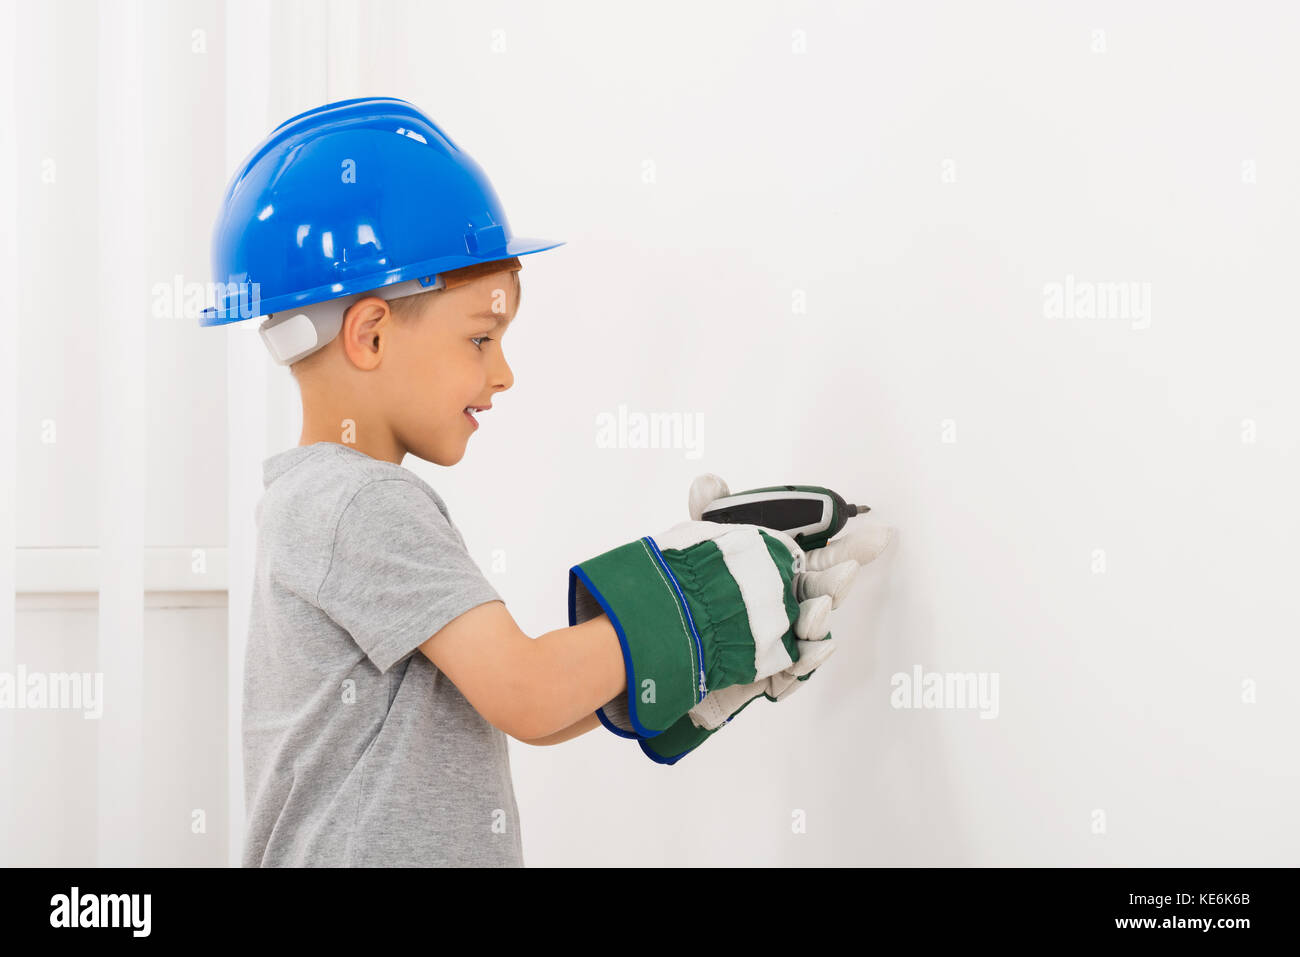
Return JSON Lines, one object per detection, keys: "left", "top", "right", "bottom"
{"left": 242, "top": 441, "right": 523, "bottom": 867}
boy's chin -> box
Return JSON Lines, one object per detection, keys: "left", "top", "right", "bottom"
{"left": 410, "top": 437, "right": 468, "bottom": 468}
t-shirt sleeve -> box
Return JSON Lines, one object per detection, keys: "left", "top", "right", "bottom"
{"left": 316, "top": 478, "right": 503, "bottom": 673}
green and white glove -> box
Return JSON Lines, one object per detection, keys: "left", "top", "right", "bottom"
{"left": 603, "top": 473, "right": 892, "bottom": 764}
{"left": 570, "top": 517, "right": 813, "bottom": 740}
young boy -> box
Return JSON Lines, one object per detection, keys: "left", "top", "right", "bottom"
{"left": 204, "top": 97, "right": 882, "bottom": 867}
{"left": 244, "top": 254, "right": 633, "bottom": 867}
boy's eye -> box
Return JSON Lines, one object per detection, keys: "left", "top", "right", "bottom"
{"left": 471, "top": 336, "right": 493, "bottom": 350}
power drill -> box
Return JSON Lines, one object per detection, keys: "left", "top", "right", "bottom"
{"left": 698, "top": 483, "right": 870, "bottom": 551}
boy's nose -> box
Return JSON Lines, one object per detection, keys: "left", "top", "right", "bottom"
{"left": 493, "top": 350, "right": 514, "bottom": 393}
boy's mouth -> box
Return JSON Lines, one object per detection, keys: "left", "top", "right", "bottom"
{"left": 463, "top": 404, "right": 490, "bottom": 428}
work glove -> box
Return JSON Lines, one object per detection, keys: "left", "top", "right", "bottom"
{"left": 570, "top": 516, "right": 817, "bottom": 742}
{"left": 601, "top": 473, "right": 892, "bottom": 764}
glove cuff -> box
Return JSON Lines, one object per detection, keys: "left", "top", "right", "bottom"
{"left": 595, "top": 692, "right": 638, "bottom": 738}
{"left": 569, "top": 537, "right": 707, "bottom": 737}
{"left": 639, "top": 690, "right": 770, "bottom": 765}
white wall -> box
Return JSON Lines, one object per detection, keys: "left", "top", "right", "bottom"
{"left": 3, "top": 0, "right": 1296, "bottom": 866}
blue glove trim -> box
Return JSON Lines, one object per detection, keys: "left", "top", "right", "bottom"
{"left": 637, "top": 739, "right": 700, "bottom": 765}
{"left": 568, "top": 562, "right": 664, "bottom": 739}
{"left": 595, "top": 707, "right": 639, "bottom": 739}
{"left": 642, "top": 535, "right": 708, "bottom": 698}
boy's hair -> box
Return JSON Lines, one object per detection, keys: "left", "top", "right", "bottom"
{"left": 388, "top": 257, "right": 522, "bottom": 324}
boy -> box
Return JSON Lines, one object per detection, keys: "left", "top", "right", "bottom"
{"left": 203, "top": 97, "right": 885, "bottom": 867}
{"left": 241, "top": 253, "right": 626, "bottom": 867}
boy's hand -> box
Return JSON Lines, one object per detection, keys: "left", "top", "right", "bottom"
{"left": 600, "top": 474, "right": 892, "bottom": 763}
{"left": 572, "top": 515, "right": 817, "bottom": 738}
{"left": 686, "top": 473, "right": 891, "bottom": 724}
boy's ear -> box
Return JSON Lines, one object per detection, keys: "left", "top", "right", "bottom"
{"left": 339, "top": 297, "right": 394, "bottom": 370}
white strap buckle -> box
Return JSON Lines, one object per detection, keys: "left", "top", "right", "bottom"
{"left": 258, "top": 276, "right": 445, "bottom": 365}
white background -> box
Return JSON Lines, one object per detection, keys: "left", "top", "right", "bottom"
{"left": 1, "top": 0, "right": 1296, "bottom": 866}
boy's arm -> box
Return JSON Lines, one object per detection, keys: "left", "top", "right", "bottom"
{"left": 418, "top": 600, "right": 625, "bottom": 741}
{"left": 515, "top": 711, "right": 602, "bottom": 746}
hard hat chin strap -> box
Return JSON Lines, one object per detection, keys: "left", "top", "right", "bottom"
{"left": 258, "top": 275, "right": 445, "bottom": 366}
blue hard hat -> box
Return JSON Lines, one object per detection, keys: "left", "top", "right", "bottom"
{"left": 199, "top": 96, "right": 563, "bottom": 326}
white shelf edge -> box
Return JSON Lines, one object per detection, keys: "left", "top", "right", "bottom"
{"left": 15, "top": 547, "right": 229, "bottom": 594}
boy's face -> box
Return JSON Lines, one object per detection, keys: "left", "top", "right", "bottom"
{"left": 378, "top": 269, "right": 519, "bottom": 466}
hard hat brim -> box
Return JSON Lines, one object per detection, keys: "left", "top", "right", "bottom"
{"left": 199, "top": 237, "right": 564, "bottom": 326}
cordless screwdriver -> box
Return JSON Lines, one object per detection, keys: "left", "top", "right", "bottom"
{"left": 698, "top": 484, "right": 870, "bottom": 551}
